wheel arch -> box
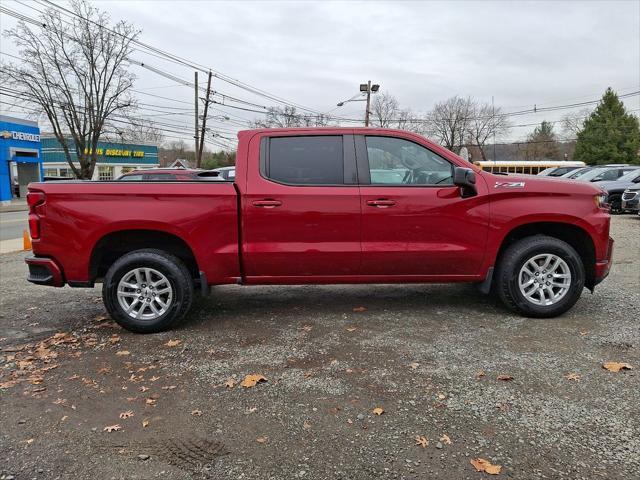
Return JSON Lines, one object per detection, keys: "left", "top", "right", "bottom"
{"left": 494, "top": 221, "right": 597, "bottom": 290}
{"left": 89, "top": 229, "right": 199, "bottom": 282}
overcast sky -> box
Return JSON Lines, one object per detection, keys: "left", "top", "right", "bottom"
{"left": 1, "top": 0, "right": 639, "bottom": 147}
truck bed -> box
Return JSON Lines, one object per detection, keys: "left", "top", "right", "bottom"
{"left": 29, "top": 181, "right": 240, "bottom": 285}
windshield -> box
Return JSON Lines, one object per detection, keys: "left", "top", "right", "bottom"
{"left": 564, "top": 167, "right": 591, "bottom": 178}
{"left": 617, "top": 169, "right": 640, "bottom": 182}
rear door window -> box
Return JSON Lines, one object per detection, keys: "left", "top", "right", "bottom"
{"left": 266, "top": 136, "right": 344, "bottom": 185}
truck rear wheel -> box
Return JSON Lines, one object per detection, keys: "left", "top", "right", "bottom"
{"left": 102, "top": 249, "right": 194, "bottom": 333}
{"left": 495, "top": 235, "right": 585, "bottom": 318}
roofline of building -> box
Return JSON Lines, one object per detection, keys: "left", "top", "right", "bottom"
{"left": 0, "top": 115, "right": 39, "bottom": 128}
{"left": 40, "top": 133, "right": 159, "bottom": 148}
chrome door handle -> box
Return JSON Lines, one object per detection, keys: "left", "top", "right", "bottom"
{"left": 252, "top": 199, "right": 282, "bottom": 208}
{"left": 366, "top": 199, "right": 396, "bottom": 208}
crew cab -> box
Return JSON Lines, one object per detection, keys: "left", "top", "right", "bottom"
{"left": 25, "top": 128, "right": 614, "bottom": 333}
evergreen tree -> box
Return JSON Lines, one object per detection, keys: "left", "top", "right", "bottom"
{"left": 574, "top": 88, "right": 640, "bottom": 165}
{"left": 523, "top": 121, "right": 560, "bottom": 160}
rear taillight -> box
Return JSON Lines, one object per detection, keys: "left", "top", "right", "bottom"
{"left": 28, "top": 214, "right": 40, "bottom": 239}
{"left": 26, "top": 191, "right": 46, "bottom": 239}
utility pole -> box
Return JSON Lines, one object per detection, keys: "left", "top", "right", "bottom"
{"left": 364, "top": 80, "right": 372, "bottom": 127}
{"left": 194, "top": 71, "right": 199, "bottom": 163}
{"left": 492, "top": 95, "right": 496, "bottom": 161}
{"left": 197, "top": 71, "right": 213, "bottom": 168}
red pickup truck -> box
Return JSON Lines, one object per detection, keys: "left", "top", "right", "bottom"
{"left": 25, "top": 128, "right": 613, "bottom": 333}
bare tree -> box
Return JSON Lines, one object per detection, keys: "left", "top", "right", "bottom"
{"left": 113, "top": 117, "right": 165, "bottom": 145}
{"left": 465, "top": 102, "right": 511, "bottom": 160}
{"left": 1, "top": 0, "right": 139, "bottom": 179}
{"left": 370, "top": 92, "right": 400, "bottom": 128}
{"left": 426, "top": 96, "right": 473, "bottom": 154}
{"left": 561, "top": 108, "right": 591, "bottom": 139}
{"left": 252, "top": 106, "right": 330, "bottom": 128}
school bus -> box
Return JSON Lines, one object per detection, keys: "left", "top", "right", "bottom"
{"left": 473, "top": 160, "right": 585, "bottom": 175}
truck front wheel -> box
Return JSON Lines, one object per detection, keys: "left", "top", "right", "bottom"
{"left": 495, "top": 235, "right": 585, "bottom": 318}
{"left": 102, "top": 249, "right": 194, "bottom": 333}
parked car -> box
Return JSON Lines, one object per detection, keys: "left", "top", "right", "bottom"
{"left": 117, "top": 168, "right": 224, "bottom": 181}
{"left": 537, "top": 165, "right": 583, "bottom": 177}
{"left": 621, "top": 184, "right": 640, "bottom": 213}
{"left": 567, "top": 165, "right": 639, "bottom": 183}
{"left": 212, "top": 166, "right": 236, "bottom": 180}
{"left": 25, "top": 127, "right": 613, "bottom": 333}
{"left": 595, "top": 169, "right": 640, "bottom": 213}
{"left": 561, "top": 166, "right": 593, "bottom": 179}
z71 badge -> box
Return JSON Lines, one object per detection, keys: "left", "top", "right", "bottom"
{"left": 495, "top": 181, "right": 525, "bottom": 189}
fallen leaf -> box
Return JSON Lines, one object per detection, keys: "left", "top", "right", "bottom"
{"left": 440, "top": 434, "right": 452, "bottom": 445}
{"left": 98, "top": 367, "right": 111, "bottom": 375}
{"left": 191, "top": 409, "right": 202, "bottom": 416}
{"left": 103, "top": 424, "right": 122, "bottom": 432}
{"left": 108, "top": 335, "right": 121, "bottom": 345}
{"left": 303, "top": 421, "right": 312, "bottom": 430}
{"left": 346, "top": 327, "right": 358, "bottom": 332}
{"left": 496, "top": 375, "right": 513, "bottom": 381}
{"left": 372, "top": 407, "right": 385, "bottom": 416}
{"left": 240, "top": 374, "right": 267, "bottom": 388}
{"left": 115, "top": 350, "right": 130, "bottom": 356}
{"left": 146, "top": 398, "right": 157, "bottom": 406}
{"left": 142, "top": 419, "right": 149, "bottom": 428}
{"left": 470, "top": 458, "right": 502, "bottom": 475}
{"left": 224, "top": 378, "right": 237, "bottom": 389}
{"left": 119, "top": 410, "right": 134, "bottom": 419}
{"left": 415, "top": 435, "right": 428, "bottom": 448}
{"left": 164, "top": 339, "right": 182, "bottom": 348}
{"left": 565, "top": 372, "right": 581, "bottom": 381}
{"left": 302, "top": 325, "right": 313, "bottom": 332}
{"left": 150, "top": 376, "right": 160, "bottom": 382}
{"left": 139, "top": 386, "right": 149, "bottom": 392}
{"left": 603, "top": 362, "right": 633, "bottom": 373}
{"left": 347, "top": 418, "right": 353, "bottom": 424}
{"left": 409, "top": 362, "right": 419, "bottom": 370}
{"left": 352, "top": 306, "right": 367, "bottom": 313}
{"left": 437, "top": 393, "right": 446, "bottom": 400}
{"left": 475, "top": 370, "right": 486, "bottom": 379}
{"left": 60, "top": 415, "right": 68, "bottom": 422}
{"left": 256, "top": 436, "right": 268, "bottom": 443}
{"left": 162, "top": 385, "right": 177, "bottom": 390}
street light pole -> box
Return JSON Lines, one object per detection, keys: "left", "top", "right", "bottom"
{"left": 364, "top": 80, "right": 372, "bottom": 127}
{"left": 337, "top": 82, "right": 379, "bottom": 126}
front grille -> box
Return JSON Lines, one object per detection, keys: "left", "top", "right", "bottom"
{"left": 622, "top": 191, "right": 638, "bottom": 201}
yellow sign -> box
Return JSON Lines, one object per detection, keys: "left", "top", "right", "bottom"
{"left": 84, "top": 148, "right": 144, "bottom": 158}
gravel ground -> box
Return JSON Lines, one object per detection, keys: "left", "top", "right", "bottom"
{"left": 1, "top": 215, "right": 638, "bottom": 480}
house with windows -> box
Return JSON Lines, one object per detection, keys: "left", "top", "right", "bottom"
{"left": 41, "top": 137, "right": 158, "bottom": 180}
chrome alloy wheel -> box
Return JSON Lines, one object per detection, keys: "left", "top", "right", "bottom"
{"left": 116, "top": 268, "right": 173, "bottom": 320}
{"left": 518, "top": 254, "right": 572, "bottom": 306}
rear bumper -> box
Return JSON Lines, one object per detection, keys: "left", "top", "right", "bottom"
{"left": 593, "top": 237, "right": 614, "bottom": 286}
{"left": 25, "top": 256, "right": 65, "bottom": 287}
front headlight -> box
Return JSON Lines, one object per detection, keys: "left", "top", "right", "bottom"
{"left": 594, "top": 192, "right": 609, "bottom": 210}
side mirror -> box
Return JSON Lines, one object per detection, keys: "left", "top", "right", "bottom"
{"left": 453, "top": 167, "right": 477, "bottom": 198}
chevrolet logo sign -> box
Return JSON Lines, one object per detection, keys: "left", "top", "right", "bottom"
{"left": 0, "top": 131, "right": 12, "bottom": 139}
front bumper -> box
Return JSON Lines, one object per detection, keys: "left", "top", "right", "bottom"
{"left": 593, "top": 237, "right": 614, "bottom": 287}
{"left": 621, "top": 191, "right": 639, "bottom": 211}
{"left": 25, "top": 256, "right": 65, "bottom": 287}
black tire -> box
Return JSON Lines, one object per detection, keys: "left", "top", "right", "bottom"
{"left": 102, "top": 249, "right": 194, "bottom": 333}
{"left": 495, "top": 235, "right": 585, "bottom": 318}
{"left": 608, "top": 194, "right": 622, "bottom": 215}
